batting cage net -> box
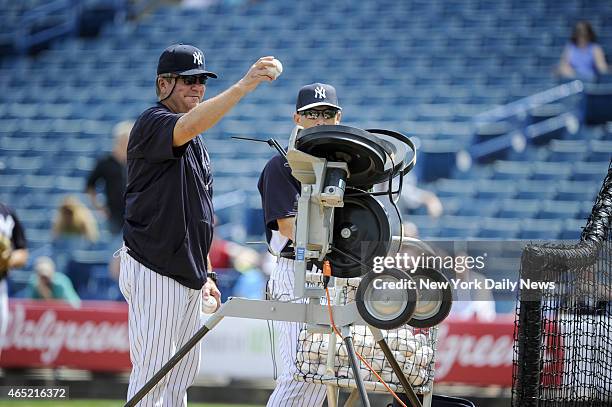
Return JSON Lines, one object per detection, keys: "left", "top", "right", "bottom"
{"left": 294, "top": 275, "right": 437, "bottom": 394}
{"left": 512, "top": 159, "right": 612, "bottom": 407}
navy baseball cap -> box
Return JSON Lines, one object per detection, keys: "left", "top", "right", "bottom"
{"left": 157, "top": 44, "right": 218, "bottom": 78}
{"left": 296, "top": 83, "right": 341, "bottom": 112}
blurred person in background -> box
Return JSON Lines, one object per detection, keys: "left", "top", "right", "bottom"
{"left": 557, "top": 20, "right": 608, "bottom": 82}
{"left": 0, "top": 202, "right": 28, "bottom": 357}
{"left": 25, "top": 256, "right": 80, "bottom": 308}
{"left": 51, "top": 196, "right": 99, "bottom": 274}
{"left": 86, "top": 120, "right": 132, "bottom": 235}
{"left": 209, "top": 234, "right": 260, "bottom": 269}
{"left": 52, "top": 195, "right": 99, "bottom": 243}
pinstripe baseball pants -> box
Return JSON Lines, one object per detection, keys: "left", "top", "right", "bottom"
{"left": 119, "top": 249, "right": 202, "bottom": 407}
{"left": 266, "top": 257, "right": 327, "bottom": 407}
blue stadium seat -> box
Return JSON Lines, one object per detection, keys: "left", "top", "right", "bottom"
{"left": 537, "top": 200, "right": 581, "bottom": 220}
{"left": 497, "top": 199, "right": 540, "bottom": 219}
{"left": 454, "top": 199, "right": 498, "bottom": 217}
{"left": 491, "top": 161, "right": 533, "bottom": 180}
{"left": 65, "top": 256, "right": 108, "bottom": 298}
{"left": 546, "top": 140, "right": 588, "bottom": 162}
{"left": 437, "top": 215, "right": 480, "bottom": 238}
{"left": 515, "top": 181, "right": 558, "bottom": 200}
{"left": 477, "top": 218, "right": 520, "bottom": 239}
{"left": 583, "top": 84, "right": 612, "bottom": 124}
{"left": 434, "top": 179, "right": 476, "bottom": 199}
{"left": 559, "top": 219, "right": 585, "bottom": 240}
{"left": 587, "top": 140, "right": 612, "bottom": 162}
{"left": 530, "top": 162, "right": 572, "bottom": 181}
{"left": 527, "top": 103, "right": 566, "bottom": 125}
{"left": 475, "top": 180, "right": 517, "bottom": 199}
{"left": 416, "top": 141, "right": 459, "bottom": 183}
{"left": 555, "top": 181, "right": 599, "bottom": 202}
{"left": 518, "top": 220, "right": 563, "bottom": 240}
{"left": 571, "top": 162, "right": 608, "bottom": 182}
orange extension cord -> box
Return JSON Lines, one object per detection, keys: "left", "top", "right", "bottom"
{"left": 322, "top": 260, "right": 408, "bottom": 407}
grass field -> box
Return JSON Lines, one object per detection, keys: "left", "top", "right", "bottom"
{"left": 0, "top": 401, "right": 260, "bottom": 407}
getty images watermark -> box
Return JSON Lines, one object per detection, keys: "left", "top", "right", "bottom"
{"left": 371, "top": 252, "right": 557, "bottom": 292}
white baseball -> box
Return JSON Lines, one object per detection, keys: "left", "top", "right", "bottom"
{"left": 387, "top": 333, "right": 400, "bottom": 349}
{"left": 380, "top": 371, "right": 395, "bottom": 383}
{"left": 398, "top": 339, "right": 417, "bottom": 357}
{"left": 391, "top": 350, "right": 406, "bottom": 365}
{"left": 202, "top": 296, "right": 218, "bottom": 314}
{"left": 412, "top": 368, "right": 429, "bottom": 386}
{"left": 413, "top": 346, "right": 434, "bottom": 368}
{"left": 403, "top": 360, "right": 417, "bottom": 376}
{"left": 413, "top": 333, "right": 428, "bottom": 348}
{"left": 397, "top": 328, "right": 414, "bottom": 342}
{"left": 266, "top": 58, "right": 283, "bottom": 79}
{"left": 368, "top": 356, "right": 384, "bottom": 371}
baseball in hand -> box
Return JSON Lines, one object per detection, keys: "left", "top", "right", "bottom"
{"left": 202, "top": 296, "right": 218, "bottom": 314}
{"left": 266, "top": 58, "right": 283, "bottom": 80}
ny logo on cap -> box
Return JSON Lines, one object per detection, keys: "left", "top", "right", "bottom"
{"left": 314, "top": 86, "right": 326, "bottom": 99}
{"left": 193, "top": 51, "right": 203, "bottom": 66}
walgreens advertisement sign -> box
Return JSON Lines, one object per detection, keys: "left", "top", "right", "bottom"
{"left": 1, "top": 300, "right": 517, "bottom": 386}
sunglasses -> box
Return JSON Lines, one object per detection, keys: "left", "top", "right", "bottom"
{"left": 300, "top": 109, "right": 339, "bottom": 120}
{"left": 163, "top": 74, "right": 208, "bottom": 85}
{"left": 180, "top": 75, "right": 208, "bottom": 85}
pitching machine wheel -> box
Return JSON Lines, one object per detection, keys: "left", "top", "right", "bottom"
{"left": 355, "top": 268, "right": 417, "bottom": 330}
{"left": 407, "top": 267, "right": 453, "bottom": 328}
{"left": 328, "top": 189, "right": 391, "bottom": 278}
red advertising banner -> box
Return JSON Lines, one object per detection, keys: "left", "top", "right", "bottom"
{"left": 1, "top": 300, "right": 131, "bottom": 371}
{"left": 434, "top": 316, "right": 516, "bottom": 386}
{"left": 1, "top": 300, "right": 519, "bottom": 386}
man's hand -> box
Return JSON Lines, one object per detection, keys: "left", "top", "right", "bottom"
{"left": 277, "top": 216, "right": 295, "bottom": 241}
{"left": 236, "top": 56, "right": 280, "bottom": 94}
{"left": 203, "top": 278, "right": 222, "bottom": 312}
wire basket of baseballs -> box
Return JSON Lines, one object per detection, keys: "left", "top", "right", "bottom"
{"left": 294, "top": 274, "right": 437, "bottom": 393}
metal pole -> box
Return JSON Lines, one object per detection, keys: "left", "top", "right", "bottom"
{"left": 378, "top": 339, "right": 422, "bottom": 407}
{"left": 343, "top": 335, "right": 371, "bottom": 407}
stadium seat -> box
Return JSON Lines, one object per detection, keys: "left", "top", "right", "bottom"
{"left": 475, "top": 180, "right": 517, "bottom": 199}
{"left": 587, "top": 140, "right": 612, "bottom": 162}
{"left": 583, "top": 84, "right": 612, "bottom": 124}
{"left": 571, "top": 162, "right": 609, "bottom": 182}
{"left": 555, "top": 181, "right": 599, "bottom": 202}
{"left": 491, "top": 160, "right": 532, "bottom": 180}
{"left": 537, "top": 200, "right": 581, "bottom": 220}
{"left": 530, "top": 162, "right": 572, "bottom": 181}
{"left": 477, "top": 218, "right": 521, "bottom": 239}
{"left": 434, "top": 179, "right": 476, "bottom": 199}
{"left": 546, "top": 140, "right": 588, "bottom": 162}
{"left": 497, "top": 199, "right": 540, "bottom": 219}
{"left": 415, "top": 137, "right": 466, "bottom": 182}
{"left": 518, "top": 220, "right": 563, "bottom": 240}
